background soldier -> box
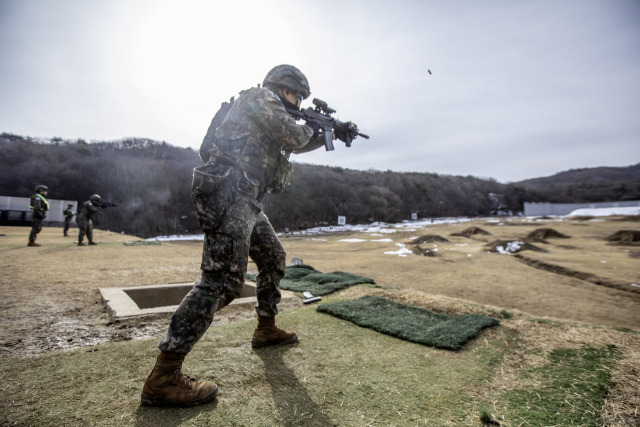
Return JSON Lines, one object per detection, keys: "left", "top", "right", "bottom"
{"left": 141, "top": 64, "right": 327, "bottom": 407}
{"left": 28, "top": 185, "right": 49, "bottom": 246}
{"left": 76, "top": 194, "right": 101, "bottom": 246}
{"left": 63, "top": 203, "right": 75, "bottom": 236}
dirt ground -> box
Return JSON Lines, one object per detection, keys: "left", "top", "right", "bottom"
{"left": 0, "top": 215, "right": 639, "bottom": 357}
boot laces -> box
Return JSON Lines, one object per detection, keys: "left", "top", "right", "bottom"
{"left": 170, "top": 368, "right": 195, "bottom": 389}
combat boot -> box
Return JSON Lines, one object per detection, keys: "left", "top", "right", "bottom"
{"left": 251, "top": 315, "right": 298, "bottom": 348}
{"left": 77, "top": 242, "right": 86, "bottom": 246}
{"left": 141, "top": 351, "right": 218, "bottom": 407}
{"left": 27, "top": 241, "right": 40, "bottom": 247}
{"left": 88, "top": 241, "right": 98, "bottom": 245}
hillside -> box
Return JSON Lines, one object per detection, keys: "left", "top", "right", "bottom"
{"left": 517, "top": 163, "right": 640, "bottom": 187}
{"left": 515, "top": 163, "right": 640, "bottom": 203}
{"left": 1, "top": 133, "right": 638, "bottom": 236}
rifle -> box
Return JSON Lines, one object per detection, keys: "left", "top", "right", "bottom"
{"left": 98, "top": 201, "right": 118, "bottom": 209}
{"left": 285, "top": 98, "right": 369, "bottom": 151}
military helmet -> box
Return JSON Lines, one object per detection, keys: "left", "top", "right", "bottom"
{"left": 35, "top": 185, "right": 48, "bottom": 193}
{"left": 263, "top": 64, "right": 311, "bottom": 99}
{"left": 90, "top": 194, "right": 101, "bottom": 203}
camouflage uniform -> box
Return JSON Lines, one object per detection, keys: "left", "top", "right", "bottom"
{"left": 29, "top": 193, "right": 49, "bottom": 243}
{"left": 159, "top": 87, "right": 324, "bottom": 354}
{"left": 63, "top": 206, "right": 75, "bottom": 236}
{"left": 77, "top": 200, "right": 99, "bottom": 243}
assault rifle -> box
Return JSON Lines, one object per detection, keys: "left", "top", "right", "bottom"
{"left": 98, "top": 201, "right": 119, "bottom": 209}
{"left": 285, "top": 98, "right": 369, "bottom": 151}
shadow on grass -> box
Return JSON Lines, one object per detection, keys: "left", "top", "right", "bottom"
{"left": 134, "top": 393, "right": 219, "bottom": 426}
{"left": 255, "top": 345, "right": 334, "bottom": 427}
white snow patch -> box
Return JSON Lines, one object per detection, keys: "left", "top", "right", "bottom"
{"left": 568, "top": 206, "right": 640, "bottom": 217}
{"left": 147, "top": 207, "right": 638, "bottom": 242}
{"left": 384, "top": 243, "right": 413, "bottom": 257}
{"left": 496, "top": 241, "right": 524, "bottom": 254}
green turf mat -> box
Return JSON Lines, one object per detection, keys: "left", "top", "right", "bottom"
{"left": 247, "top": 264, "right": 375, "bottom": 296}
{"left": 317, "top": 295, "right": 500, "bottom": 350}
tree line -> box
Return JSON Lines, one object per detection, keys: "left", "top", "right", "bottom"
{"left": 1, "top": 133, "right": 638, "bottom": 237}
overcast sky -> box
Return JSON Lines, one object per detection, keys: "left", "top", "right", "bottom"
{"left": 1, "top": 0, "right": 639, "bottom": 183}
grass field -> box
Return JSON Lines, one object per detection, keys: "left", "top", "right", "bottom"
{"left": 0, "top": 215, "right": 638, "bottom": 426}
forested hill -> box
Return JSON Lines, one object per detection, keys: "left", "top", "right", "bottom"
{"left": 516, "top": 164, "right": 640, "bottom": 203}
{"left": 1, "top": 133, "right": 638, "bottom": 237}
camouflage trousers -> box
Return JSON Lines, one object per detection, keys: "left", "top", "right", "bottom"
{"left": 29, "top": 218, "right": 43, "bottom": 242}
{"left": 63, "top": 219, "right": 72, "bottom": 235}
{"left": 77, "top": 218, "right": 93, "bottom": 243}
{"left": 158, "top": 194, "right": 286, "bottom": 354}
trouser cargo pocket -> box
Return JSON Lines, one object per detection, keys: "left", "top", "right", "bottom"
{"left": 191, "top": 165, "right": 232, "bottom": 233}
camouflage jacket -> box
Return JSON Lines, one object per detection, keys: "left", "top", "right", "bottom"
{"left": 211, "top": 87, "right": 324, "bottom": 192}
{"left": 77, "top": 201, "right": 99, "bottom": 221}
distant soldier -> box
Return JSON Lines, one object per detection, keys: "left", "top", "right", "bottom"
{"left": 63, "top": 204, "right": 75, "bottom": 236}
{"left": 77, "top": 194, "right": 101, "bottom": 246}
{"left": 28, "top": 185, "right": 49, "bottom": 247}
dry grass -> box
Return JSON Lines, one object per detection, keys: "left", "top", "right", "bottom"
{"left": 280, "top": 216, "right": 640, "bottom": 330}
{"left": 341, "top": 284, "right": 639, "bottom": 426}
{"left": 1, "top": 216, "right": 639, "bottom": 425}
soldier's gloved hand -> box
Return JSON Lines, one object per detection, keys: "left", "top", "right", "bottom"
{"left": 334, "top": 129, "right": 348, "bottom": 142}
{"left": 304, "top": 120, "right": 321, "bottom": 139}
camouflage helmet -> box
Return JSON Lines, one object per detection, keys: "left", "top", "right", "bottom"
{"left": 263, "top": 64, "right": 311, "bottom": 99}
{"left": 35, "top": 185, "right": 48, "bottom": 193}
{"left": 90, "top": 194, "right": 101, "bottom": 203}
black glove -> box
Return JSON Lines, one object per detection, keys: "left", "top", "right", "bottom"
{"left": 334, "top": 128, "right": 348, "bottom": 142}
{"left": 305, "top": 120, "right": 321, "bottom": 139}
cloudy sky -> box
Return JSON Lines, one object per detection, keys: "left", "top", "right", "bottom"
{"left": 1, "top": 0, "right": 639, "bottom": 183}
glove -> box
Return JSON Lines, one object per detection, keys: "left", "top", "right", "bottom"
{"left": 305, "top": 120, "right": 321, "bottom": 139}
{"left": 334, "top": 128, "right": 348, "bottom": 142}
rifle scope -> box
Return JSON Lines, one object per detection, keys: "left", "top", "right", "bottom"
{"left": 312, "top": 98, "right": 336, "bottom": 114}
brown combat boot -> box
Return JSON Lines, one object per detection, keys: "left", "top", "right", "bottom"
{"left": 27, "top": 241, "right": 41, "bottom": 247}
{"left": 251, "top": 315, "right": 298, "bottom": 348}
{"left": 140, "top": 351, "right": 218, "bottom": 407}
{"left": 88, "top": 241, "right": 98, "bottom": 245}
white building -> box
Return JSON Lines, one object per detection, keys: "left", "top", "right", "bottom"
{"left": 0, "top": 196, "right": 77, "bottom": 225}
{"left": 524, "top": 200, "right": 640, "bottom": 216}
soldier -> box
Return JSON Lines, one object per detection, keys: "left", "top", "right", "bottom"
{"left": 76, "top": 194, "right": 101, "bottom": 246}
{"left": 28, "top": 185, "right": 49, "bottom": 247}
{"left": 63, "top": 204, "right": 75, "bottom": 236}
{"left": 141, "top": 65, "right": 327, "bottom": 407}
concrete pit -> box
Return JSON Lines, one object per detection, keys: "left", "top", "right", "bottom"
{"left": 100, "top": 282, "right": 295, "bottom": 321}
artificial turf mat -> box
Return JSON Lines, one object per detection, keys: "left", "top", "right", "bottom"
{"left": 317, "top": 295, "right": 500, "bottom": 350}
{"left": 248, "top": 264, "right": 375, "bottom": 296}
